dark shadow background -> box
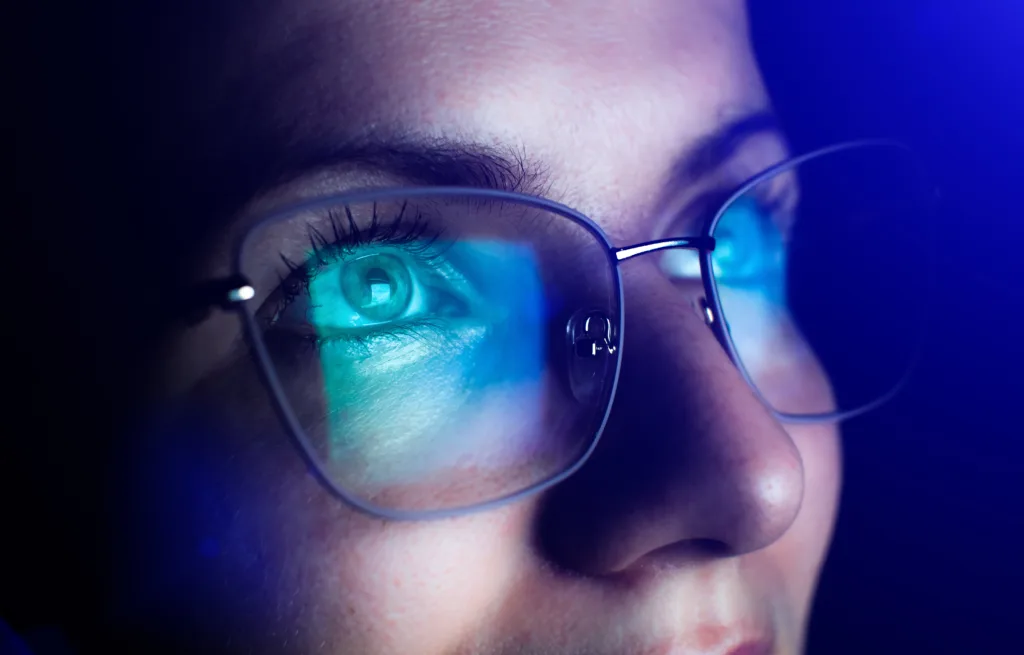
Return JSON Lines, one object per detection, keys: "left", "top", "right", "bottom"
{"left": 6, "top": 0, "right": 1024, "bottom": 653}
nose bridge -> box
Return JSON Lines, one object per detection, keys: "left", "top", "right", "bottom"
{"left": 616, "top": 259, "right": 736, "bottom": 401}
{"left": 607, "top": 259, "right": 805, "bottom": 555}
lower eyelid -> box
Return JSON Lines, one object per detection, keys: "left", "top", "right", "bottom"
{"left": 318, "top": 318, "right": 459, "bottom": 361}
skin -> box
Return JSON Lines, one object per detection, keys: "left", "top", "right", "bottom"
{"left": 121, "top": 0, "right": 843, "bottom": 653}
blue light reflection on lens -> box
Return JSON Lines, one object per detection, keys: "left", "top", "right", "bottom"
{"left": 660, "top": 196, "right": 788, "bottom": 305}
{"left": 712, "top": 196, "right": 788, "bottom": 305}
{"left": 306, "top": 239, "right": 547, "bottom": 475}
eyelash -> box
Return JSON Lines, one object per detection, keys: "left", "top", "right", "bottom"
{"left": 273, "top": 201, "right": 447, "bottom": 311}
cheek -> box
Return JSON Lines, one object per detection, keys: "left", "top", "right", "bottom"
{"left": 139, "top": 349, "right": 534, "bottom": 652}
{"left": 194, "top": 377, "right": 531, "bottom": 652}
{"left": 794, "top": 424, "right": 842, "bottom": 560}
{"left": 264, "top": 481, "right": 531, "bottom": 653}
{"left": 716, "top": 287, "right": 838, "bottom": 415}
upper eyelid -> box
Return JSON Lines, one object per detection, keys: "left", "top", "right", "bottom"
{"left": 261, "top": 219, "right": 462, "bottom": 323}
{"left": 242, "top": 207, "right": 379, "bottom": 316}
{"left": 254, "top": 201, "right": 423, "bottom": 270}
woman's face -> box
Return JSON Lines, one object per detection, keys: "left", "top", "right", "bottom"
{"left": 131, "top": 0, "right": 842, "bottom": 653}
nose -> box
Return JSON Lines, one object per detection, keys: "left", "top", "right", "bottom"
{"left": 534, "top": 259, "right": 805, "bottom": 575}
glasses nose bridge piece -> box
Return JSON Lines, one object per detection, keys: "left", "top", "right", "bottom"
{"left": 612, "top": 236, "right": 715, "bottom": 263}
{"left": 609, "top": 234, "right": 724, "bottom": 332}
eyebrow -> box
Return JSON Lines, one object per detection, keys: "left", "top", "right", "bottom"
{"left": 262, "top": 110, "right": 781, "bottom": 204}
{"left": 675, "top": 110, "right": 782, "bottom": 182}
{"left": 273, "top": 134, "right": 556, "bottom": 198}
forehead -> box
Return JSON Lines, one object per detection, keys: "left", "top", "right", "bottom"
{"left": 193, "top": 0, "right": 773, "bottom": 236}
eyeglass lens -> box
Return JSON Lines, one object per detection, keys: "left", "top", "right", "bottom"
{"left": 240, "top": 194, "right": 620, "bottom": 512}
{"left": 704, "top": 144, "right": 933, "bottom": 417}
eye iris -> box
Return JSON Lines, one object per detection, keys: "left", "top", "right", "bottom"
{"left": 341, "top": 253, "right": 412, "bottom": 322}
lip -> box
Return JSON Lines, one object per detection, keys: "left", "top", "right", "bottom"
{"left": 726, "top": 641, "right": 774, "bottom": 655}
{"left": 629, "top": 637, "right": 774, "bottom": 655}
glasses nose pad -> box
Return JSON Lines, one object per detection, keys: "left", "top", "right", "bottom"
{"left": 697, "top": 296, "right": 716, "bottom": 326}
{"left": 565, "top": 309, "right": 618, "bottom": 404}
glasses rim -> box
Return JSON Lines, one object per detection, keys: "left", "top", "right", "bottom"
{"left": 198, "top": 138, "right": 932, "bottom": 520}
{"left": 705, "top": 138, "right": 933, "bottom": 424}
{"left": 235, "top": 185, "right": 628, "bottom": 521}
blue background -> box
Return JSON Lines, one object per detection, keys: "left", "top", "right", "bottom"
{"left": 752, "top": 2, "right": 1024, "bottom": 652}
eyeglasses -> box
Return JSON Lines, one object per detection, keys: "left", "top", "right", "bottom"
{"left": 188, "top": 140, "right": 936, "bottom": 520}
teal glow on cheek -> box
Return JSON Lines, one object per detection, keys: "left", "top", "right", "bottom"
{"left": 319, "top": 331, "right": 546, "bottom": 483}
{"left": 320, "top": 328, "right": 486, "bottom": 462}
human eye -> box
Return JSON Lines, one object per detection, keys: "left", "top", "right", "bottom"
{"left": 261, "top": 202, "right": 475, "bottom": 358}
{"left": 659, "top": 193, "right": 791, "bottom": 299}
{"left": 707, "top": 196, "right": 789, "bottom": 288}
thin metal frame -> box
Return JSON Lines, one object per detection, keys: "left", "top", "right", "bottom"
{"left": 198, "top": 139, "right": 930, "bottom": 521}
{"left": 701, "top": 139, "right": 931, "bottom": 424}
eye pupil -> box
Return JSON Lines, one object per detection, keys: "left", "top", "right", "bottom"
{"left": 364, "top": 268, "right": 394, "bottom": 306}
{"left": 341, "top": 254, "right": 412, "bottom": 321}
